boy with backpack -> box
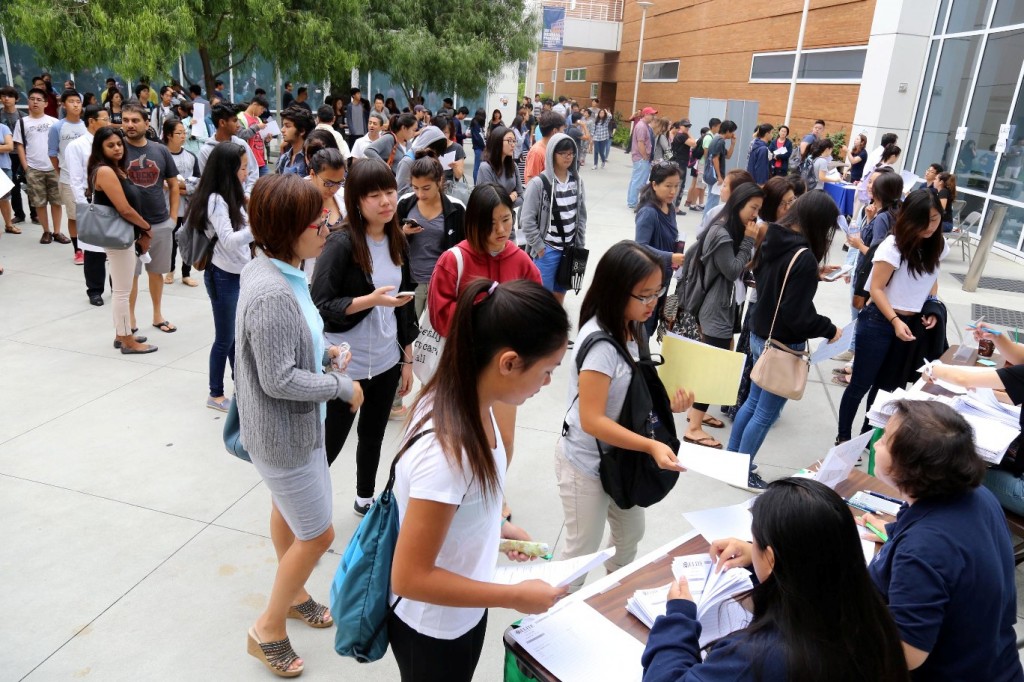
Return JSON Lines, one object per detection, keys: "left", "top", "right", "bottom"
{"left": 684, "top": 126, "right": 710, "bottom": 211}
{"left": 702, "top": 119, "right": 736, "bottom": 213}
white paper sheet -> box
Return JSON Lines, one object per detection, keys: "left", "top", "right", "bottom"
{"left": 861, "top": 537, "right": 878, "bottom": 565}
{"left": 192, "top": 102, "right": 206, "bottom": 126}
{"left": 683, "top": 499, "right": 755, "bottom": 544}
{"left": 810, "top": 321, "right": 856, "bottom": 364}
{"left": 814, "top": 430, "right": 872, "bottom": 489}
{"left": 676, "top": 443, "right": 750, "bottom": 488}
{"left": 264, "top": 118, "right": 281, "bottom": 137}
{"left": 508, "top": 601, "right": 644, "bottom": 682}
{"left": 492, "top": 548, "right": 615, "bottom": 587}
{"left": 0, "top": 169, "right": 12, "bottom": 199}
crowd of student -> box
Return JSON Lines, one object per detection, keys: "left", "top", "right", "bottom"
{"left": 3, "top": 74, "right": 1022, "bottom": 682}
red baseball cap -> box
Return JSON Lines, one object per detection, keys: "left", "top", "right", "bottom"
{"left": 641, "top": 107, "right": 658, "bottom": 115}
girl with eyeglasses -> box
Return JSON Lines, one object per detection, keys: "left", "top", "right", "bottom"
{"left": 634, "top": 160, "right": 685, "bottom": 339}
{"left": 184, "top": 142, "right": 253, "bottom": 410}
{"left": 162, "top": 118, "right": 201, "bottom": 288}
{"left": 556, "top": 241, "right": 694, "bottom": 590}
{"left": 475, "top": 125, "right": 524, "bottom": 208}
{"left": 310, "top": 159, "right": 418, "bottom": 516}
{"left": 307, "top": 147, "right": 347, "bottom": 232}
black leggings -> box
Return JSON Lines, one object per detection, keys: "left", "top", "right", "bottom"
{"left": 692, "top": 334, "right": 734, "bottom": 412}
{"left": 388, "top": 610, "right": 487, "bottom": 682}
{"left": 324, "top": 362, "right": 402, "bottom": 497}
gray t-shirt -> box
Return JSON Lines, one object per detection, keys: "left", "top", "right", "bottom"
{"left": 562, "top": 318, "right": 638, "bottom": 478}
{"left": 407, "top": 204, "right": 446, "bottom": 284}
{"left": 811, "top": 156, "right": 830, "bottom": 190}
{"left": 708, "top": 135, "right": 729, "bottom": 181}
{"left": 324, "top": 234, "right": 402, "bottom": 380}
{"left": 123, "top": 140, "right": 178, "bottom": 224}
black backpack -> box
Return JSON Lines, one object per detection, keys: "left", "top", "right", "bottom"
{"left": 563, "top": 330, "right": 680, "bottom": 509}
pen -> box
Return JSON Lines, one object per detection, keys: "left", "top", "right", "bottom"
{"left": 864, "top": 490, "right": 905, "bottom": 507}
{"left": 966, "top": 323, "right": 1003, "bottom": 336}
{"left": 864, "top": 521, "right": 889, "bottom": 543}
{"left": 845, "top": 498, "right": 876, "bottom": 514}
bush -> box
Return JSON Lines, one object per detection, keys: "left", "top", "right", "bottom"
{"left": 612, "top": 113, "right": 631, "bottom": 149}
{"left": 827, "top": 131, "right": 847, "bottom": 161}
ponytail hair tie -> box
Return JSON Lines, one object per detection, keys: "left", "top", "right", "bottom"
{"left": 488, "top": 281, "right": 499, "bottom": 296}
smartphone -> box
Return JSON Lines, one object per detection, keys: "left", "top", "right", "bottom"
{"left": 674, "top": 240, "right": 686, "bottom": 253}
{"left": 396, "top": 291, "right": 417, "bottom": 299}
{"left": 402, "top": 219, "right": 421, "bottom": 229}
{"left": 823, "top": 264, "right": 854, "bottom": 281}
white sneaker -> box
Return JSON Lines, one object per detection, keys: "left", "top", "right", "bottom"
{"left": 592, "top": 165, "right": 597, "bottom": 170}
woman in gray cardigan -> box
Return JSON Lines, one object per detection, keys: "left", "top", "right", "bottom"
{"left": 237, "top": 174, "right": 363, "bottom": 678}
{"left": 684, "top": 183, "right": 763, "bottom": 449}
{"left": 475, "top": 126, "right": 524, "bottom": 208}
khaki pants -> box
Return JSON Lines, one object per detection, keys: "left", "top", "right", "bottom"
{"left": 106, "top": 246, "right": 137, "bottom": 336}
{"left": 554, "top": 440, "right": 645, "bottom": 590}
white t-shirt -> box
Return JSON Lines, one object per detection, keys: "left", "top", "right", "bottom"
{"left": 351, "top": 134, "right": 377, "bottom": 159}
{"left": 393, "top": 410, "right": 506, "bottom": 639}
{"left": 13, "top": 114, "right": 58, "bottom": 171}
{"left": 870, "top": 235, "right": 949, "bottom": 313}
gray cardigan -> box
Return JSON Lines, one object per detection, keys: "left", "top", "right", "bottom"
{"left": 697, "top": 224, "right": 756, "bottom": 339}
{"left": 235, "top": 256, "right": 354, "bottom": 467}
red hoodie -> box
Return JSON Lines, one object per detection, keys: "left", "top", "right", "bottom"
{"left": 427, "top": 239, "right": 541, "bottom": 336}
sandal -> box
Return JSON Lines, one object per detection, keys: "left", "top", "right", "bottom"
{"left": 4, "top": 224, "right": 21, "bottom": 234}
{"left": 831, "top": 374, "right": 850, "bottom": 386}
{"left": 686, "top": 416, "right": 725, "bottom": 429}
{"left": 832, "top": 367, "right": 852, "bottom": 376}
{"left": 287, "top": 597, "right": 333, "bottom": 628}
{"left": 683, "top": 435, "right": 723, "bottom": 449}
{"left": 247, "top": 627, "right": 303, "bottom": 678}
{"left": 152, "top": 320, "right": 177, "bottom": 333}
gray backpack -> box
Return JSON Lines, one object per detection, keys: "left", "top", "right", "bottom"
{"left": 677, "top": 229, "right": 721, "bottom": 317}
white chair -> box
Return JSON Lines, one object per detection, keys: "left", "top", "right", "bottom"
{"left": 947, "top": 211, "right": 981, "bottom": 261}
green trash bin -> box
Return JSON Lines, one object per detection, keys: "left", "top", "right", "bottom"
{"left": 504, "top": 620, "right": 539, "bottom": 682}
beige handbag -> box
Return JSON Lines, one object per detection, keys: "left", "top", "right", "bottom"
{"left": 750, "top": 248, "right": 812, "bottom": 400}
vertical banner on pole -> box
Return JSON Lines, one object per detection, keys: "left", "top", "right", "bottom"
{"left": 541, "top": 7, "right": 566, "bottom": 52}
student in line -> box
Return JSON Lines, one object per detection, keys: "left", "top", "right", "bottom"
{"left": 185, "top": 142, "right": 253, "bottom": 412}
{"left": 237, "top": 174, "right": 362, "bottom": 678}
{"left": 310, "top": 159, "right": 417, "bottom": 516}
{"left": 558, "top": 242, "right": 693, "bottom": 588}
{"left": 727, "top": 192, "right": 842, "bottom": 489}
{"left": 642, "top": 478, "right": 909, "bottom": 681}
{"left": 860, "top": 400, "right": 1023, "bottom": 681}
{"left": 633, "top": 161, "right": 685, "bottom": 339}
{"left": 475, "top": 126, "right": 524, "bottom": 208}
{"left": 390, "top": 279, "right": 570, "bottom": 682}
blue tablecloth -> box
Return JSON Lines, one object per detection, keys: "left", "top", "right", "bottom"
{"left": 824, "top": 182, "right": 856, "bottom": 216}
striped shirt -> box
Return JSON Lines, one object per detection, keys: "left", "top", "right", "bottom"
{"left": 545, "top": 177, "right": 578, "bottom": 247}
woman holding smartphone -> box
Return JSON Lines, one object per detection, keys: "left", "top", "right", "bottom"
{"left": 310, "top": 159, "right": 418, "bottom": 516}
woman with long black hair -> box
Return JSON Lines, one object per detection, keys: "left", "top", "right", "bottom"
{"left": 836, "top": 189, "right": 948, "bottom": 443}
{"left": 185, "top": 142, "right": 253, "bottom": 411}
{"left": 633, "top": 161, "right": 685, "bottom": 338}
{"left": 642, "top": 478, "right": 909, "bottom": 682}
{"left": 475, "top": 126, "right": 524, "bottom": 208}
{"left": 310, "top": 159, "right": 418, "bottom": 515}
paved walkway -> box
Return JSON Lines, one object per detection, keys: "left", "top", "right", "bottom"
{"left": 2, "top": 151, "right": 1023, "bottom": 680}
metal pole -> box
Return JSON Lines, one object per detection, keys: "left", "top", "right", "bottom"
{"left": 784, "top": 0, "right": 810, "bottom": 125}
{"left": 630, "top": 2, "right": 653, "bottom": 118}
{"left": 228, "top": 34, "right": 235, "bottom": 102}
{"left": 553, "top": 51, "right": 559, "bottom": 99}
{"left": 963, "top": 203, "right": 1007, "bottom": 292}
{"left": 1, "top": 31, "right": 14, "bottom": 89}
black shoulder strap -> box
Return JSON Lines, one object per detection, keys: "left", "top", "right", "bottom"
{"left": 562, "top": 331, "right": 637, "bottom": 437}
{"left": 383, "top": 428, "right": 436, "bottom": 494}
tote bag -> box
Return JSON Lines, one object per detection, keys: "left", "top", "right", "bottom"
{"left": 412, "top": 247, "right": 463, "bottom": 384}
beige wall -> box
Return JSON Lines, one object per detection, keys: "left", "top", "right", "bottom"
{"left": 537, "top": 0, "right": 875, "bottom": 139}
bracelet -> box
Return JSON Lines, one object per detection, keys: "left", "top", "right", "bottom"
{"left": 888, "top": 314, "right": 899, "bottom": 323}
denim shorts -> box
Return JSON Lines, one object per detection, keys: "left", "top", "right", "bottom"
{"left": 534, "top": 245, "right": 566, "bottom": 294}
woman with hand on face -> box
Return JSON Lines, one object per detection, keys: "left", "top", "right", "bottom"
{"left": 237, "top": 174, "right": 363, "bottom": 679}
{"left": 390, "top": 279, "right": 570, "bottom": 682}
{"left": 859, "top": 401, "right": 1023, "bottom": 682}
{"left": 836, "top": 189, "right": 948, "bottom": 445}
{"left": 558, "top": 242, "right": 694, "bottom": 589}
{"left": 633, "top": 161, "right": 685, "bottom": 339}
{"left": 310, "top": 159, "right": 418, "bottom": 516}
{"left": 643, "top": 478, "right": 908, "bottom": 682}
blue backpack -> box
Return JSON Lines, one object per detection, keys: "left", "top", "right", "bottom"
{"left": 330, "top": 429, "right": 433, "bottom": 663}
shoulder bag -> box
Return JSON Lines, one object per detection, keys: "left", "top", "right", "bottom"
{"left": 76, "top": 172, "right": 136, "bottom": 250}
{"left": 750, "top": 248, "right": 812, "bottom": 400}
{"left": 412, "top": 246, "right": 464, "bottom": 384}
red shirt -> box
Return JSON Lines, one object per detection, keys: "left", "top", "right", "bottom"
{"left": 241, "top": 113, "right": 267, "bottom": 167}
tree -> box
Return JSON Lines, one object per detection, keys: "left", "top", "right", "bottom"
{"left": 354, "top": 0, "right": 540, "bottom": 108}
{"left": 2, "top": 0, "right": 362, "bottom": 103}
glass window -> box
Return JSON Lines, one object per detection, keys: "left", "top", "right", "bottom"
{"left": 750, "top": 53, "right": 795, "bottom": 80}
{"left": 957, "top": 29, "right": 1024, "bottom": 193}
{"left": 989, "top": 200, "right": 1024, "bottom": 250}
{"left": 909, "top": 41, "right": 940, "bottom": 169}
{"left": 590, "top": 83, "right": 599, "bottom": 99}
{"left": 641, "top": 61, "right": 679, "bottom": 82}
{"left": 992, "top": 0, "right": 1024, "bottom": 28}
{"left": 934, "top": 0, "right": 951, "bottom": 34}
{"left": 913, "top": 35, "right": 984, "bottom": 177}
{"left": 958, "top": 193, "right": 988, "bottom": 234}
{"left": 946, "top": 0, "right": 994, "bottom": 32}
{"left": 798, "top": 49, "right": 867, "bottom": 80}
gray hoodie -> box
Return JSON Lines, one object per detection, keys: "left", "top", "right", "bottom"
{"left": 697, "top": 221, "right": 755, "bottom": 339}
{"left": 520, "top": 132, "right": 587, "bottom": 258}
{"left": 198, "top": 135, "right": 259, "bottom": 197}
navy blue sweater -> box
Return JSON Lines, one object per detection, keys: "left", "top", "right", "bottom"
{"left": 641, "top": 600, "right": 787, "bottom": 682}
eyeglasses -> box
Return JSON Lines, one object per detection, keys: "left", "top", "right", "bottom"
{"left": 319, "top": 176, "right": 345, "bottom": 189}
{"left": 503, "top": 138, "right": 516, "bottom": 145}
{"left": 782, "top": 197, "right": 797, "bottom": 208}
{"left": 630, "top": 287, "right": 666, "bottom": 305}
{"left": 307, "top": 210, "right": 330, "bottom": 234}
{"left": 555, "top": 150, "right": 575, "bottom": 158}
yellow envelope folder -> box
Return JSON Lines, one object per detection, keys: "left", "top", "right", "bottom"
{"left": 658, "top": 333, "right": 745, "bottom": 406}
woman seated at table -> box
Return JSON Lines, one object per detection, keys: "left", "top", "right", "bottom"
{"left": 861, "top": 400, "right": 1023, "bottom": 682}
{"left": 925, "top": 327, "right": 1024, "bottom": 515}
{"left": 642, "top": 478, "right": 908, "bottom": 682}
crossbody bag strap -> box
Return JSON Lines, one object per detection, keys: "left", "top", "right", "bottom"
{"left": 452, "top": 245, "right": 464, "bottom": 291}
{"left": 765, "top": 248, "right": 807, "bottom": 341}
{"left": 383, "top": 428, "right": 436, "bottom": 495}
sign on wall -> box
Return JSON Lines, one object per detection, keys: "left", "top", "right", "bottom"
{"left": 542, "top": 7, "right": 565, "bottom": 52}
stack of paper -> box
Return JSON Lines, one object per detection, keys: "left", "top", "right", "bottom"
{"left": 625, "top": 557, "right": 753, "bottom": 647}
{"left": 865, "top": 388, "right": 949, "bottom": 427}
{"left": 961, "top": 413, "right": 1019, "bottom": 464}
{"left": 625, "top": 554, "right": 714, "bottom": 629}
{"left": 954, "top": 388, "right": 1021, "bottom": 429}
{"left": 492, "top": 548, "right": 615, "bottom": 587}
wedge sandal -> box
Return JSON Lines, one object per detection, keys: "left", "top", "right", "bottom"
{"left": 287, "top": 597, "right": 333, "bottom": 628}
{"left": 247, "top": 627, "right": 303, "bottom": 678}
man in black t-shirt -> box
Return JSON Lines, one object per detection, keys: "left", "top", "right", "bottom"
{"left": 670, "top": 119, "right": 696, "bottom": 214}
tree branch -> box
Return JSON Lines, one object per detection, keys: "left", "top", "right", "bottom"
{"left": 223, "top": 44, "right": 258, "bottom": 74}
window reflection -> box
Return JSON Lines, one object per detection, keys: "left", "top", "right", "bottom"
{"left": 915, "top": 36, "right": 983, "bottom": 177}
{"left": 946, "top": 0, "right": 994, "bottom": 32}
{"left": 989, "top": 201, "right": 1024, "bottom": 250}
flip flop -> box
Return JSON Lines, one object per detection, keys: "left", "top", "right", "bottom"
{"left": 832, "top": 367, "right": 852, "bottom": 376}
{"left": 831, "top": 374, "right": 850, "bottom": 386}
{"left": 152, "top": 320, "right": 177, "bottom": 333}
{"left": 687, "top": 416, "right": 725, "bottom": 429}
{"left": 4, "top": 225, "right": 21, "bottom": 234}
{"left": 683, "top": 435, "right": 723, "bottom": 449}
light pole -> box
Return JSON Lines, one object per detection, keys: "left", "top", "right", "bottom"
{"left": 630, "top": 1, "right": 654, "bottom": 119}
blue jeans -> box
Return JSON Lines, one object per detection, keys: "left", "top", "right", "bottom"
{"left": 836, "top": 305, "right": 897, "bottom": 441}
{"left": 533, "top": 246, "right": 567, "bottom": 294}
{"left": 257, "top": 165, "right": 270, "bottom": 177}
{"left": 205, "top": 262, "right": 241, "bottom": 397}
{"left": 704, "top": 183, "right": 721, "bottom": 213}
{"left": 627, "top": 159, "right": 651, "bottom": 208}
{"left": 984, "top": 469, "right": 1024, "bottom": 516}
{"left": 593, "top": 139, "right": 610, "bottom": 167}
{"left": 727, "top": 333, "right": 805, "bottom": 464}
{"left": 473, "top": 148, "right": 483, "bottom": 184}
